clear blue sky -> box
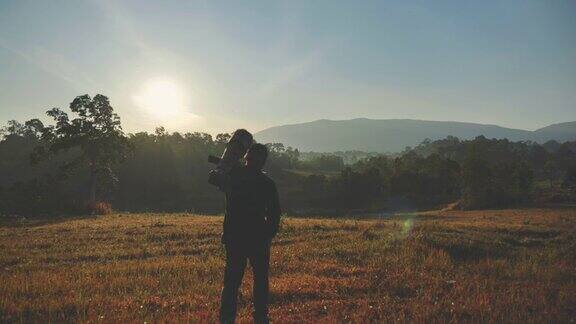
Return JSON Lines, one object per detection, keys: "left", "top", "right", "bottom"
{"left": 1, "top": 0, "right": 575, "bottom": 134}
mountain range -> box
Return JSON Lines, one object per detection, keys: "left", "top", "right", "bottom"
{"left": 255, "top": 119, "right": 576, "bottom": 153}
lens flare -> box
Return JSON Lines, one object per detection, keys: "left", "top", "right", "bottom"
{"left": 395, "top": 213, "right": 416, "bottom": 237}
{"left": 402, "top": 218, "right": 414, "bottom": 236}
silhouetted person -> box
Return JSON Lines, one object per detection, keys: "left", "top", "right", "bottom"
{"left": 219, "top": 143, "right": 281, "bottom": 324}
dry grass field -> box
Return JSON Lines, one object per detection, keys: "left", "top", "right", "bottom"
{"left": 1, "top": 208, "right": 575, "bottom": 323}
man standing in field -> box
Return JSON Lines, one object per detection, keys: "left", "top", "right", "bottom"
{"left": 219, "top": 143, "right": 281, "bottom": 324}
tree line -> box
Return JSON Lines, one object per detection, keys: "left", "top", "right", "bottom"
{"left": 1, "top": 94, "right": 575, "bottom": 216}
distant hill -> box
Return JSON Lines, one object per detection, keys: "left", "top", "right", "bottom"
{"left": 532, "top": 121, "right": 576, "bottom": 143}
{"left": 255, "top": 118, "right": 576, "bottom": 152}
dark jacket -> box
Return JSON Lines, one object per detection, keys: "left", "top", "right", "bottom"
{"left": 222, "top": 166, "right": 281, "bottom": 246}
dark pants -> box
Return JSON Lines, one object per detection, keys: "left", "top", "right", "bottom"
{"left": 220, "top": 241, "right": 271, "bottom": 324}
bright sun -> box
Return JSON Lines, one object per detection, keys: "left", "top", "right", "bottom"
{"left": 132, "top": 78, "right": 189, "bottom": 121}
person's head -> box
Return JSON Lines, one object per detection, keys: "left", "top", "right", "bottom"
{"left": 245, "top": 143, "right": 268, "bottom": 170}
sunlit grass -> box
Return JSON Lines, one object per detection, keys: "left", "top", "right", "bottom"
{"left": 1, "top": 208, "right": 575, "bottom": 322}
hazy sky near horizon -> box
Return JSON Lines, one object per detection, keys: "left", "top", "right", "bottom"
{"left": 1, "top": 0, "right": 575, "bottom": 134}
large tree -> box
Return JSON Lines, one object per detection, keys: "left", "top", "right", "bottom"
{"left": 43, "top": 94, "right": 130, "bottom": 204}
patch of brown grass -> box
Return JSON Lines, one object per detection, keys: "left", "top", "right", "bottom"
{"left": 1, "top": 208, "right": 575, "bottom": 323}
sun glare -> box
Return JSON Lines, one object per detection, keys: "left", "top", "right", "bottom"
{"left": 132, "top": 78, "right": 189, "bottom": 121}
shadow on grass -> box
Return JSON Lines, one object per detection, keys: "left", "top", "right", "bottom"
{"left": 440, "top": 243, "right": 504, "bottom": 262}
{"left": 270, "top": 290, "right": 324, "bottom": 304}
{"left": 0, "top": 214, "right": 98, "bottom": 228}
{"left": 422, "top": 230, "right": 512, "bottom": 262}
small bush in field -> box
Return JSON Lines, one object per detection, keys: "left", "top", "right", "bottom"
{"left": 86, "top": 201, "right": 113, "bottom": 215}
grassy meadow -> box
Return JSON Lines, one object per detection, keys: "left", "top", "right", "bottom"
{"left": 1, "top": 208, "right": 575, "bottom": 323}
